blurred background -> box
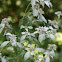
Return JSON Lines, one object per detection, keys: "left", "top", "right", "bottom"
{"left": 0, "top": 0, "right": 62, "bottom": 62}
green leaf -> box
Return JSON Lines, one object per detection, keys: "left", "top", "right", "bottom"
{"left": 19, "top": 18, "right": 24, "bottom": 27}
{"left": 19, "top": 16, "right": 32, "bottom": 27}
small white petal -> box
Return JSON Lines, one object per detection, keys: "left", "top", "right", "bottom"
{"left": 22, "top": 32, "right": 25, "bottom": 34}
{"left": 20, "top": 25, "right": 25, "bottom": 29}
{"left": 28, "top": 26, "right": 33, "bottom": 29}
{"left": 5, "top": 33, "right": 12, "bottom": 36}
{"left": 33, "top": 31, "right": 38, "bottom": 34}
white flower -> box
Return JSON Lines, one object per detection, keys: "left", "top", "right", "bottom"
{"left": 1, "top": 18, "right": 11, "bottom": 29}
{"left": 1, "top": 33, "right": 21, "bottom": 47}
{"left": 1, "top": 18, "right": 11, "bottom": 23}
{"left": 33, "top": 26, "right": 50, "bottom": 42}
{"left": 48, "top": 44, "right": 56, "bottom": 50}
{"left": 44, "top": 50, "right": 55, "bottom": 58}
{"left": 34, "top": 26, "right": 49, "bottom": 34}
{"left": 20, "top": 25, "right": 33, "bottom": 32}
{"left": 1, "top": 33, "right": 22, "bottom": 47}
{"left": 21, "top": 31, "right": 35, "bottom": 40}
{"left": 21, "top": 31, "right": 30, "bottom": 40}
{"left": 31, "top": 0, "right": 39, "bottom": 7}
{"left": 32, "top": 4, "right": 47, "bottom": 23}
{"left": 7, "top": 33, "right": 17, "bottom": 46}
{"left": 55, "top": 11, "right": 62, "bottom": 19}
{"left": 48, "top": 20, "right": 59, "bottom": 29}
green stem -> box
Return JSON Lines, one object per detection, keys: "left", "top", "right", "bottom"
{"left": 25, "top": 3, "right": 31, "bottom": 13}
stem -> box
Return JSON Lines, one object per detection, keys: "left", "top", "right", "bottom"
{"left": 25, "top": 3, "right": 31, "bottom": 13}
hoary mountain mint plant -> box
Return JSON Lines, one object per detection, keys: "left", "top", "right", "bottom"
{"left": 0, "top": 0, "right": 62, "bottom": 62}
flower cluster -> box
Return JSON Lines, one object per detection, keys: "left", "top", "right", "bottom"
{"left": 0, "top": 0, "right": 62, "bottom": 62}
{"left": 0, "top": 18, "right": 12, "bottom": 35}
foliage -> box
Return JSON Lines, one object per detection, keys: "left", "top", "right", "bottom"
{"left": 0, "top": 0, "right": 62, "bottom": 62}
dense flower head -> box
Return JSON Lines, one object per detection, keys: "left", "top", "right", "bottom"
{"left": 0, "top": 18, "right": 12, "bottom": 34}
{"left": 1, "top": 18, "right": 11, "bottom": 24}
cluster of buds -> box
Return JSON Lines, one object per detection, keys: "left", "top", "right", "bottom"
{"left": 0, "top": 18, "right": 12, "bottom": 35}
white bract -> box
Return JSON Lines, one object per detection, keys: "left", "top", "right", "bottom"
{"left": 39, "top": 0, "right": 52, "bottom": 8}
{"left": 20, "top": 25, "right": 33, "bottom": 32}
{"left": 55, "top": 11, "right": 62, "bottom": 19}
